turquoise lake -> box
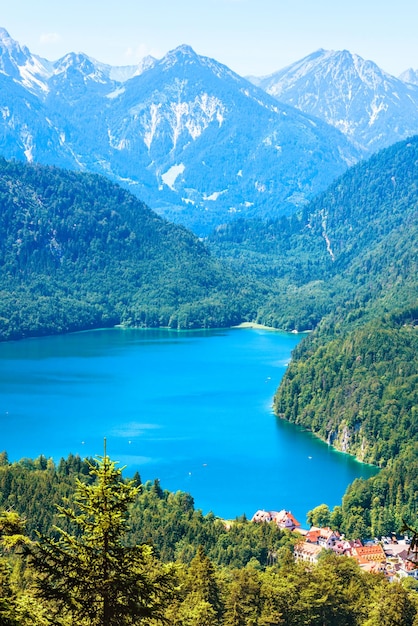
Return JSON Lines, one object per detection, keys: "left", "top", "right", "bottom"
{"left": 0, "top": 327, "right": 378, "bottom": 524}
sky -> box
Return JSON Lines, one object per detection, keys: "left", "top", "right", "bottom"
{"left": 2, "top": 0, "right": 418, "bottom": 78}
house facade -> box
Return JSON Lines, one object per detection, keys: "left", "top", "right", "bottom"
{"left": 251, "top": 509, "right": 301, "bottom": 531}
{"left": 305, "top": 526, "right": 340, "bottom": 549}
{"left": 294, "top": 541, "right": 323, "bottom": 563}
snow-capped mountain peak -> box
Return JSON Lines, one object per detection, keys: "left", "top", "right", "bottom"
{"left": 164, "top": 44, "right": 198, "bottom": 63}
{"left": 158, "top": 44, "right": 238, "bottom": 83}
{"left": 0, "top": 27, "right": 51, "bottom": 93}
{"left": 249, "top": 48, "right": 418, "bottom": 154}
{"left": 52, "top": 52, "right": 112, "bottom": 85}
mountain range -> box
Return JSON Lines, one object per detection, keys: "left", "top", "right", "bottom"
{"left": 1, "top": 27, "right": 418, "bottom": 234}
{"left": 0, "top": 29, "right": 372, "bottom": 234}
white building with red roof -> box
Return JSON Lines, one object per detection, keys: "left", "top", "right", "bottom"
{"left": 305, "top": 526, "right": 341, "bottom": 549}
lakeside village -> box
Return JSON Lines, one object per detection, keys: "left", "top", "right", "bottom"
{"left": 251, "top": 509, "right": 417, "bottom": 582}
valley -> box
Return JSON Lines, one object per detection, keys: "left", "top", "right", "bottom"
{"left": 0, "top": 23, "right": 417, "bottom": 624}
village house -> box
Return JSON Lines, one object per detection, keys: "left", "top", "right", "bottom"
{"left": 333, "top": 538, "right": 363, "bottom": 556}
{"left": 351, "top": 544, "right": 386, "bottom": 563}
{"left": 251, "top": 513, "right": 418, "bottom": 582}
{"left": 294, "top": 541, "right": 323, "bottom": 564}
{"left": 350, "top": 544, "right": 387, "bottom": 573}
{"left": 393, "top": 549, "right": 418, "bottom": 581}
{"left": 251, "top": 509, "right": 301, "bottom": 531}
{"left": 305, "top": 526, "right": 341, "bottom": 549}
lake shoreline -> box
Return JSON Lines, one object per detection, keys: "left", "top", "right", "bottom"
{"left": 232, "top": 322, "right": 311, "bottom": 334}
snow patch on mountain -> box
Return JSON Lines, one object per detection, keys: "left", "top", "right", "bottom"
{"left": 143, "top": 103, "right": 162, "bottom": 149}
{"left": 20, "top": 127, "right": 34, "bottom": 161}
{"left": 106, "top": 86, "right": 126, "bottom": 99}
{"left": 368, "top": 97, "right": 387, "bottom": 126}
{"left": 203, "top": 190, "right": 227, "bottom": 201}
{"left": 108, "top": 129, "right": 130, "bottom": 151}
{"left": 141, "top": 93, "right": 225, "bottom": 150}
{"left": 19, "top": 56, "right": 51, "bottom": 93}
{"left": 162, "top": 164, "right": 185, "bottom": 189}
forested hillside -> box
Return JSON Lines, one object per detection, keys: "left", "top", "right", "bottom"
{"left": 1, "top": 454, "right": 417, "bottom": 626}
{"left": 208, "top": 137, "right": 418, "bottom": 332}
{"left": 210, "top": 137, "right": 418, "bottom": 536}
{"left": 0, "top": 454, "right": 291, "bottom": 569}
{"left": 0, "top": 158, "right": 256, "bottom": 341}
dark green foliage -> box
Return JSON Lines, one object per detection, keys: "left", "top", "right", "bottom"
{"left": 1, "top": 458, "right": 418, "bottom": 625}
{"left": 0, "top": 454, "right": 91, "bottom": 538}
{"left": 208, "top": 138, "right": 418, "bottom": 332}
{"left": 275, "top": 318, "right": 418, "bottom": 467}
{"left": 128, "top": 481, "right": 294, "bottom": 569}
{"left": 0, "top": 158, "right": 251, "bottom": 341}
{"left": 364, "top": 581, "right": 417, "bottom": 626}
{"left": 28, "top": 453, "right": 175, "bottom": 626}
{"left": 0, "top": 456, "right": 294, "bottom": 570}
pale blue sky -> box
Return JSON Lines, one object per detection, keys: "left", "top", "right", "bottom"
{"left": 2, "top": 0, "right": 417, "bottom": 77}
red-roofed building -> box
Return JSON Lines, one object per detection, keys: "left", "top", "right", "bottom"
{"left": 306, "top": 527, "right": 340, "bottom": 549}
{"left": 351, "top": 544, "right": 386, "bottom": 564}
{"left": 333, "top": 539, "right": 363, "bottom": 556}
{"left": 274, "top": 510, "right": 301, "bottom": 531}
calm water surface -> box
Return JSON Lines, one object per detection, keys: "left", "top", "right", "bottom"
{"left": 0, "top": 327, "right": 377, "bottom": 524}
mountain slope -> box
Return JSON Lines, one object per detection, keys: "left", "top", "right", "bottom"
{"left": 399, "top": 67, "right": 418, "bottom": 85}
{"left": 0, "top": 29, "right": 359, "bottom": 234}
{"left": 209, "top": 136, "right": 418, "bottom": 333}
{"left": 0, "top": 70, "right": 78, "bottom": 168}
{"left": 95, "top": 45, "right": 357, "bottom": 233}
{"left": 0, "top": 26, "right": 51, "bottom": 95}
{"left": 250, "top": 49, "right": 418, "bottom": 155}
{"left": 0, "top": 158, "right": 250, "bottom": 341}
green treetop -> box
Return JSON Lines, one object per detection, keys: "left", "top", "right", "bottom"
{"left": 29, "top": 448, "right": 175, "bottom": 626}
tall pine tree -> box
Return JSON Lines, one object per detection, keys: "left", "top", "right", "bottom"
{"left": 29, "top": 446, "right": 174, "bottom": 625}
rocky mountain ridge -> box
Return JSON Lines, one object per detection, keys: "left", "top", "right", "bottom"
{"left": 249, "top": 48, "right": 418, "bottom": 155}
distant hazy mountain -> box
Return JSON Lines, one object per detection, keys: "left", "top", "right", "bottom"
{"left": 399, "top": 67, "right": 418, "bottom": 85}
{"left": 0, "top": 29, "right": 358, "bottom": 234}
{"left": 249, "top": 49, "right": 418, "bottom": 155}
